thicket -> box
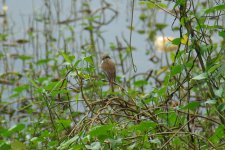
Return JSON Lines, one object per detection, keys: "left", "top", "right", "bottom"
{"left": 0, "top": 0, "right": 224, "bottom": 149}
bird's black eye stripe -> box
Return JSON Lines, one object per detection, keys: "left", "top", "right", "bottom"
{"left": 103, "top": 55, "right": 111, "bottom": 60}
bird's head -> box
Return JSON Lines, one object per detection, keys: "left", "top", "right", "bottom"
{"left": 101, "top": 54, "right": 111, "bottom": 61}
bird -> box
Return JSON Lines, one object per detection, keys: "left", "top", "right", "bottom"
{"left": 101, "top": 54, "right": 116, "bottom": 92}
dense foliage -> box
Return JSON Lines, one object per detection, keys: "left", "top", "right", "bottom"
{"left": 0, "top": 0, "right": 225, "bottom": 149}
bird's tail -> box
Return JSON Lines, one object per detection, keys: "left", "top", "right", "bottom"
{"left": 110, "top": 81, "right": 114, "bottom": 92}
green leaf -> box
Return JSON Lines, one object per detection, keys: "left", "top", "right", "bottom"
{"left": 159, "top": 3, "right": 167, "bottom": 8}
{"left": 174, "top": 0, "right": 186, "bottom": 7}
{"left": 61, "top": 52, "right": 72, "bottom": 63}
{"left": 204, "top": 99, "right": 217, "bottom": 105}
{"left": 218, "top": 102, "right": 225, "bottom": 111}
{"left": 207, "top": 64, "right": 221, "bottom": 74}
{"left": 62, "top": 62, "right": 71, "bottom": 66}
{"left": 205, "top": 4, "right": 225, "bottom": 14}
{"left": 168, "top": 111, "right": 178, "bottom": 126}
{"left": 131, "top": 121, "right": 156, "bottom": 132}
{"left": 18, "top": 55, "right": 33, "bottom": 60}
{"left": 11, "top": 140, "right": 26, "bottom": 150}
{"left": 83, "top": 55, "right": 94, "bottom": 65}
{"left": 171, "top": 65, "right": 183, "bottom": 76}
{"left": 16, "top": 39, "right": 29, "bottom": 44}
{"left": 74, "top": 59, "right": 81, "bottom": 67}
{"left": 89, "top": 124, "right": 114, "bottom": 140}
{"left": 30, "top": 137, "right": 39, "bottom": 142}
{"left": 196, "top": 24, "right": 224, "bottom": 30}
{"left": 180, "top": 17, "right": 188, "bottom": 27}
{"left": 8, "top": 124, "right": 25, "bottom": 133}
{"left": 56, "top": 119, "right": 71, "bottom": 128}
{"left": 185, "top": 61, "right": 194, "bottom": 68}
{"left": 40, "top": 130, "right": 50, "bottom": 138}
{"left": 149, "top": 138, "right": 161, "bottom": 144}
{"left": 108, "top": 138, "right": 122, "bottom": 147}
{"left": 109, "top": 42, "right": 117, "bottom": 50}
{"left": 44, "top": 81, "right": 61, "bottom": 91}
{"left": 13, "top": 84, "right": 29, "bottom": 93}
{"left": 137, "top": 30, "right": 145, "bottom": 34}
{"left": 29, "top": 79, "right": 40, "bottom": 89}
{"left": 172, "top": 38, "right": 181, "bottom": 45}
{"left": 155, "top": 23, "right": 167, "bottom": 30}
{"left": 139, "top": 1, "right": 167, "bottom": 9}
{"left": 85, "top": 142, "right": 101, "bottom": 150}
{"left": 192, "top": 73, "right": 207, "bottom": 80}
{"left": 214, "top": 88, "right": 223, "bottom": 98}
{"left": 0, "top": 33, "right": 8, "bottom": 41}
{"left": 36, "top": 58, "right": 51, "bottom": 65}
{"left": 84, "top": 25, "right": 94, "bottom": 31}
{"left": 219, "top": 30, "right": 225, "bottom": 38}
{"left": 50, "top": 89, "right": 68, "bottom": 97}
{"left": 215, "top": 61, "right": 225, "bottom": 78}
{"left": 139, "top": 1, "right": 156, "bottom": 9}
{"left": 0, "top": 142, "right": 10, "bottom": 150}
{"left": 182, "top": 101, "right": 201, "bottom": 110}
{"left": 57, "top": 135, "right": 79, "bottom": 150}
{"left": 157, "top": 87, "right": 167, "bottom": 97}
{"left": 127, "top": 143, "right": 136, "bottom": 150}
{"left": 48, "top": 141, "right": 58, "bottom": 147}
{"left": 0, "top": 127, "right": 10, "bottom": 137}
{"left": 134, "top": 80, "right": 148, "bottom": 87}
{"left": 209, "top": 125, "right": 225, "bottom": 143}
{"left": 139, "top": 14, "right": 147, "bottom": 21}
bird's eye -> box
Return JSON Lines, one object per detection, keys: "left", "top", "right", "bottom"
{"left": 103, "top": 55, "right": 111, "bottom": 60}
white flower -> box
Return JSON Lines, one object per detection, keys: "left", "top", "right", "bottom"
{"left": 154, "top": 36, "right": 177, "bottom": 52}
{"left": 3, "top": 5, "right": 8, "bottom": 12}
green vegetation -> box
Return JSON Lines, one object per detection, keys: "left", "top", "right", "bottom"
{"left": 0, "top": 0, "right": 224, "bottom": 149}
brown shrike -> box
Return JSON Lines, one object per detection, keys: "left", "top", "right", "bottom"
{"left": 101, "top": 54, "right": 116, "bottom": 92}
